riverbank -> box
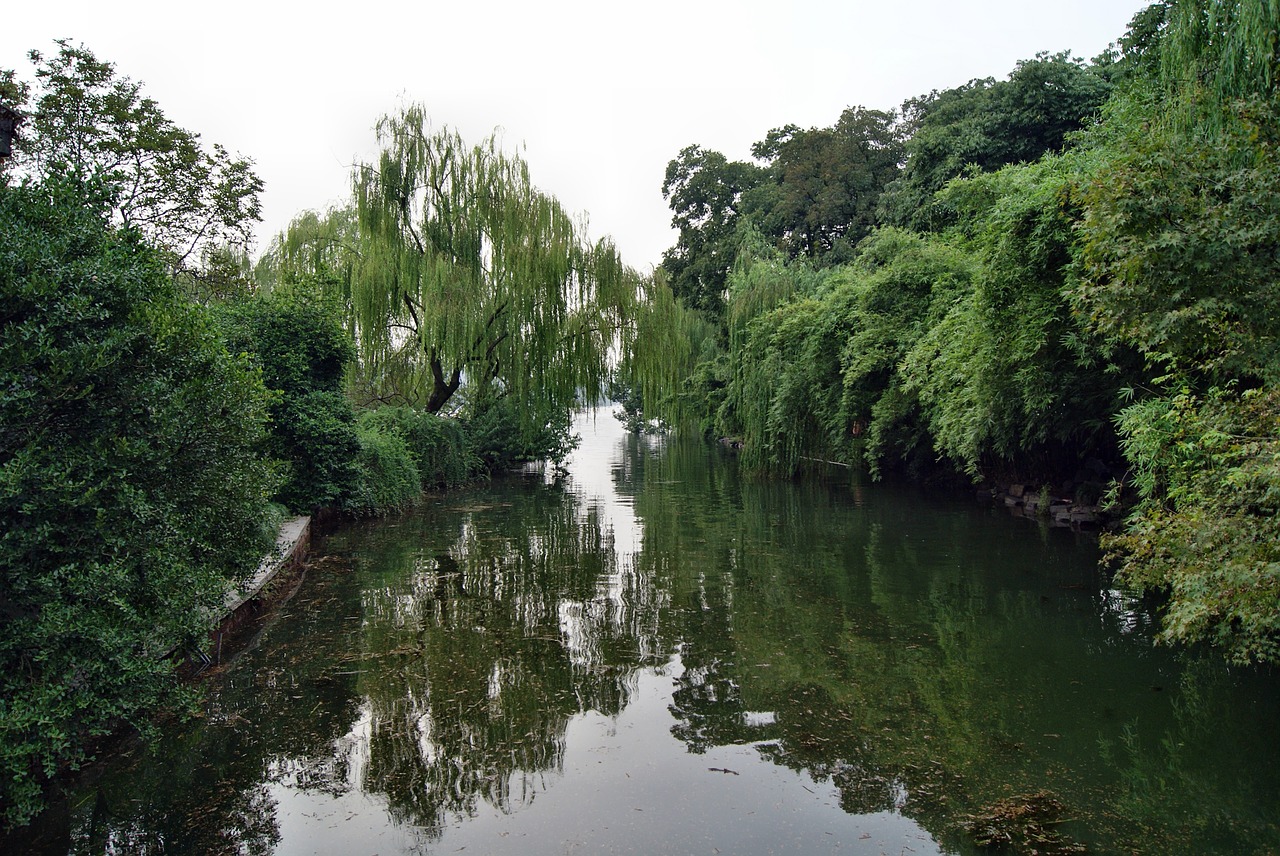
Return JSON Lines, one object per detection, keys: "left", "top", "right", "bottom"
{"left": 981, "top": 484, "right": 1107, "bottom": 529}
{"left": 197, "top": 516, "right": 313, "bottom": 672}
{"left": 224, "top": 516, "right": 311, "bottom": 614}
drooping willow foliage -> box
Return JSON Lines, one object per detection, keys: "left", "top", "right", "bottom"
{"left": 348, "top": 105, "right": 639, "bottom": 426}
{"left": 1160, "top": 0, "right": 1279, "bottom": 101}
{"left": 617, "top": 269, "right": 719, "bottom": 431}
{"left": 722, "top": 235, "right": 831, "bottom": 472}
{"left": 256, "top": 206, "right": 360, "bottom": 296}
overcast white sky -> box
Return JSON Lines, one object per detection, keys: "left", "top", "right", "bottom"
{"left": 3, "top": 0, "right": 1149, "bottom": 270}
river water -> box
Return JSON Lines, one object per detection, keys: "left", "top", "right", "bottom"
{"left": 14, "top": 409, "right": 1280, "bottom": 854}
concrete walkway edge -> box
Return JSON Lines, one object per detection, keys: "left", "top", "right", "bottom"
{"left": 223, "top": 516, "right": 311, "bottom": 616}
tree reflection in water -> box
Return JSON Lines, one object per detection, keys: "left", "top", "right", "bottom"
{"left": 9, "top": 412, "right": 1278, "bottom": 856}
{"left": 627, "top": 431, "right": 1280, "bottom": 854}
{"left": 314, "top": 475, "right": 674, "bottom": 838}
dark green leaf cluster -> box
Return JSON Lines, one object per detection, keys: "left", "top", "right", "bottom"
{"left": 216, "top": 292, "right": 361, "bottom": 512}
{"left": 747, "top": 107, "right": 905, "bottom": 266}
{"left": 660, "top": 146, "right": 765, "bottom": 316}
{"left": 464, "top": 399, "right": 579, "bottom": 472}
{"left": 0, "top": 180, "right": 277, "bottom": 826}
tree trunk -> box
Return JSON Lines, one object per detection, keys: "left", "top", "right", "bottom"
{"left": 425, "top": 353, "right": 461, "bottom": 414}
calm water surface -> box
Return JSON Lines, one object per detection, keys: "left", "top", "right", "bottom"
{"left": 14, "top": 410, "right": 1280, "bottom": 854}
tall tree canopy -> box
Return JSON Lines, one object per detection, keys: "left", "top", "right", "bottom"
{"left": 878, "top": 51, "right": 1111, "bottom": 230}
{"left": 660, "top": 145, "right": 765, "bottom": 317}
{"left": 349, "top": 106, "right": 637, "bottom": 427}
{"left": 746, "top": 106, "right": 904, "bottom": 265}
{"left": 658, "top": 107, "right": 902, "bottom": 320}
{"left": 1, "top": 40, "right": 263, "bottom": 273}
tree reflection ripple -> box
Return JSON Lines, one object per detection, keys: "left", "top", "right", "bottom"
{"left": 11, "top": 411, "right": 1279, "bottom": 856}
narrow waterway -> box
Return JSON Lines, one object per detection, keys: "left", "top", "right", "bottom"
{"left": 15, "top": 410, "right": 1280, "bottom": 854}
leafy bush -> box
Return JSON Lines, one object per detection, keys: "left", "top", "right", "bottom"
{"left": 342, "top": 417, "right": 421, "bottom": 516}
{"left": 465, "top": 399, "right": 578, "bottom": 472}
{"left": 267, "top": 391, "right": 360, "bottom": 511}
{"left": 1074, "top": 92, "right": 1280, "bottom": 387}
{"left": 216, "top": 290, "right": 360, "bottom": 512}
{"left": 357, "top": 406, "right": 478, "bottom": 488}
{"left": 0, "top": 180, "right": 276, "bottom": 827}
{"left": 1106, "top": 387, "right": 1280, "bottom": 663}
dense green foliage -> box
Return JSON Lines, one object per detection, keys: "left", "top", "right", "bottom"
{"left": 628, "top": 1, "right": 1280, "bottom": 663}
{"left": 1073, "top": 1, "right": 1280, "bottom": 663}
{"left": 1073, "top": 92, "right": 1280, "bottom": 384}
{"left": 216, "top": 290, "right": 361, "bottom": 512}
{"left": 343, "top": 415, "right": 423, "bottom": 516}
{"left": 747, "top": 106, "right": 904, "bottom": 264}
{"left": 355, "top": 405, "right": 478, "bottom": 489}
{"left": 1106, "top": 386, "right": 1280, "bottom": 663}
{"left": 903, "top": 158, "right": 1135, "bottom": 478}
{"left": 0, "top": 43, "right": 282, "bottom": 828}
{"left": 878, "top": 51, "right": 1112, "bottom": 230}
{"left": 0, "top": 181, "right": 277, "bottom": 826}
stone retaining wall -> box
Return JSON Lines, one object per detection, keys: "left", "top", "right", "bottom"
{"left": 223, "top": 516, "right": 311, "bottom": 616}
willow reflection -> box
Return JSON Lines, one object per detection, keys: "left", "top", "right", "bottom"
{"left": 326, "top": 473, "right": 673, "bottom": 835}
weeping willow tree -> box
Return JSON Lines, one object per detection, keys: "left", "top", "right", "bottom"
{"left": 256, "top": 206, "right": 360, "bottom": 295}
{"left": 1159, "top": 0, "right": 1279, "bottom": 101}
{"left": 348, "top": 106, "right": 637, "bottom": 428}
{"left": 617, "top": 269, "right": 719, "bottom": 430}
